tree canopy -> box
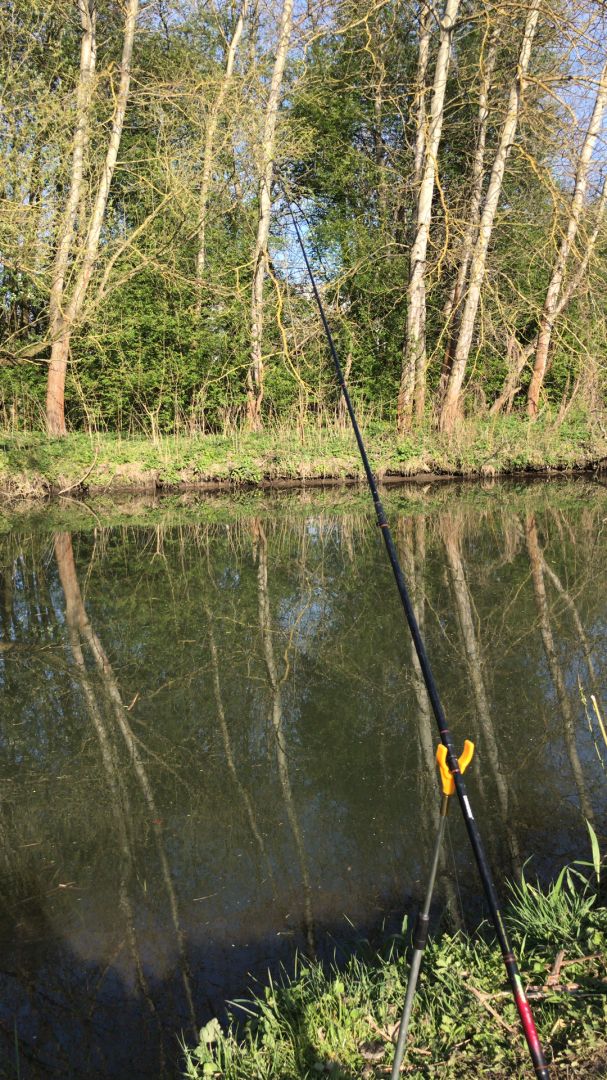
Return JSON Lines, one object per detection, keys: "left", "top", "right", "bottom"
{"left": 1, "top": 0, "right": 606, "bottom": 434}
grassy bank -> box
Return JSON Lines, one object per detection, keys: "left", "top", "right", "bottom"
{"left": 183, "top": 851, "right": 607, "bottom": 1079}
{"left": 1, "top": 413, "right": 606, "bottom": 501}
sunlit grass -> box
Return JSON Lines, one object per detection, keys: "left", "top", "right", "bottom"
{"left": 183, "top": 841, "right": 607, "bottom": 1079}
{"left": 1, "top": 411, "right": 605, "bottom": 500}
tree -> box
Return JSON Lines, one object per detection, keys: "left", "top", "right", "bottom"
{"left": 246, "top": 0, "right": 294, "bottom": 430}
{"left": 398, "top": 0, "right": 462, "bottom": 432}
{"left": 439, "top": 27, "right": 499, "bottom": 401}
{"left": 439, "top": 0, "right": 541, "bottom": 434}
{"left": 46, "top": 0, "right": 139, "bottom": 436}
{"left": 527, "top": 56, "right": 607, "bottom": 417}
{"left": 194, "top": 0, "right": 248, "bottom": 313}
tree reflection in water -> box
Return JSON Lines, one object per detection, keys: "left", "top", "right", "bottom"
{"left": 0, "top": 480, "right": 605, "bottom": 1077}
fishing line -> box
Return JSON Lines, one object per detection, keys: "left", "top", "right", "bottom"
{"left": 446, "top": 813, "right": 465, "bottom": 929}
{"left": 281, "top": 183, "right": 550, "bottom": 1079}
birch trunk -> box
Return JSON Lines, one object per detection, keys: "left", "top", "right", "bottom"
{"left": 525, "top": 515, "right": 595, "bottom": 823}
{"left": 492, "top": 175, "right": 607, "bottom": 416}
{"left": 397, "top": 0, "right": 460, "bottom": 432}
{"left": 439, "top": 2, "right": 540, "bottom": 434}
{"left": 413, "top": 2, "right": 431, "bottom": 189}
{"left": 246, "top": 0, "right": 293, "bottom": 431}
{"left": 439, "top": 32, "right": 498, "bottom": 400}
{"left": 54, "top": 529, "right": 196, "bottom": 1029}
{"left": 46, "top": 0, "right": 97, "bottom": 437}
{"left": 527, "top": 57, "right": 607, "bottom": 417}
{"left": 46, "top": 0, "right": 139, "bottom": 436}
{"left": 254, "top": 520, "right": 315, "bottom": 953}
{"left": 194, "top": 1, "right": 248, "bottom": 314}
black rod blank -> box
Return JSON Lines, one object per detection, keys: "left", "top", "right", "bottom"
{"left": 285, "top": 198, "right": 550, "bottom": 1078}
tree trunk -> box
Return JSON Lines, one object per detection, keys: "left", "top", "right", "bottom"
{"left": 525, "top": 515, "right": 595, "bottom": 823}
{"left": 46, "top": 336, "right": 71, "bottom": 437}
{"left": 527, "top": 57, "right": 607, "bottom": 417}
{"left": 492, "top": 176, "right": 606, "bottom": 417}
{"left": 442, "top": 514, "right": 520, "bottom": 870}
{"left": 439, "top": 31, "right": 498, "bottom": 401}
{"left": 246, "top": 0, "right": 293, "bottom": 431}
{"left": 46, "top": 0, "right": 139, "bottom": 436}
{"left": 398, "top": 0, "right": 458, "bottom": 432}
{"left": 254, "top": 519, "right": 315, "bottom": 952}
{"left": 439, "top": 2, "right": 540, "bottom": 434}
{"left": 413, "top": 2, "right": 431, "bottom": 187}
{"left": 194, "top": 1, "right": 248, "bottom": 313}
{"left": 46, "top": 0, "right": 97, "bottom": 437}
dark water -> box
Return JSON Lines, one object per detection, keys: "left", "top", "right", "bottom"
{"left": 0, "top": 480, "right": 605, "bottom": 1078}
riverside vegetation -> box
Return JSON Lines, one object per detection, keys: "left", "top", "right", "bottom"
{"left": 2, "top": 1, "right": 607, "bottom": 440}
{"left": 184, "top": 837, "right": 607, "bottom": 1079}
{"left": 1, "top": 413, "right": 606, "bottom": 500}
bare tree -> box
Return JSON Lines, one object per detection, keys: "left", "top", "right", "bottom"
{"left": 398, "top": 0, "right": 461, "bottom": 432}
{"left": 254, "top": 518, "right": 315, "bottom": 952}
{"left": 439, "top": 1, "right": 540, "bottom": 434}
{"left": 442, "top": 514, "right": 520, "bottom": 870}
{"left": 527, "top": 56, "right": 607, "bottom": 417}
{"left": 439, "top": 28, "right": 499, "bottom": 400}
{"left": 194, "top": 1, "right": 248, "bottom": 313}
{"left": 246, "top": 0, "right": 294, "bottom": 430}
{"left": 46, "top": 0, "right": 139, "bottom": 436}
{"left": 525, "top": 514, "right": 595, "bottom": 824}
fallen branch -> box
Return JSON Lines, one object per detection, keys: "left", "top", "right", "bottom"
{"left": 463, "top": 980, "right": 517, "bottom": 1034}
{"left": 57, "top": 447, "right": 99, "bottom": 495}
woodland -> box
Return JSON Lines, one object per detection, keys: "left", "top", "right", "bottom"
{"left": 2, "top": 0, "right": 607, "bottom": 440}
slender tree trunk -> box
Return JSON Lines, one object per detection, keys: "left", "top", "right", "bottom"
{"left": 439, "top": 2, "right": 540, "bottom": 434}
{"left": 412, "top": 2, "right": 431, "bottom": 189}
{"left": 46, "top": 0, "right": 97, "bottom": 436}
{"left": 46, "top": 0, "right": 139, "bottom": 436}
{"left": 491, "top": 176, "right": 607, "bottom": 417}
{"left": 246, "top": 0, "right": 293, "bottom": 431}
{"left": 254, "top": 519, "right": 315, "bottom": 953}
{"left": 194, "top": 1, "right": 248, "bottom": 314}
{"left": 439, "top": 31, "right": 498, "bottom": 400}
{"left": 489, "top": 335, "right": 534, "bottom": 415}
{"left": 442, "top": 515, "right": 520, "bottom": 871}
{"left": 527, "top": 58, "right": 607, "bottom": 417}
{"left": 398, "top": 0, "right": 459, "bottom": 432}
{"left": 525, "top": 515, "right": 595, "bottom": 823}
{"left": 397, "top": 514, "right": 461, "bottom": 924}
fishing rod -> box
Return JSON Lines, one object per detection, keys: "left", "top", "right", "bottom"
{"left": 283, "top": 190, "right": 550, "bottom": 1078}
{"left": 391, "top": 740, "right": 474, "bottom": 1079}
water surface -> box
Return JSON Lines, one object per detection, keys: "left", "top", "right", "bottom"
{"left": 0, "top": 479, "right": 605, "bottom": 1077}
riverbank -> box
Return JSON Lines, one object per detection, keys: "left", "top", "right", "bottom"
{"left": 1, "top": 414, "right": 606, "bottom": 501}
{"left": 183, "top": 856, "right": 607, "bottom": 1079}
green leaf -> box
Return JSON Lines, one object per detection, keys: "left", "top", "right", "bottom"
{"left": 199, "top": 1018, "right": 222, "bottom": 1045}
{"left": 585, "top": 819, "right": 601, "bottom": 883}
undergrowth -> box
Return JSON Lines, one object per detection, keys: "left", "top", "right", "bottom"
{"left": 0, "top": 412, "right": 605, "bottom": 500}
{"left": 183, "top": 834, "right": 607, "bottom": 1078}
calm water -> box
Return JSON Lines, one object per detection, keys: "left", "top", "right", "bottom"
{"left": 0, "top": 480, "right": 605, "bottom": 1078}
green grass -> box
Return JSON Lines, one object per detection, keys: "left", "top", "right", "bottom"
{"left": 0, "top": 412, "right": 605, "bottom": 501}
{"left": 183, "top": 839, "right": 607, "bottom": 1078}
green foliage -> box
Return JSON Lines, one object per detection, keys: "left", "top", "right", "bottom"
{"left": 0, "top": 412, "right": 604, "bottom": 500}
{"left": 183, "top": 854, "right": 607, "bottom": 1079}
{"left": 1, "top": 0, "right": 607, "bottom": 436}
